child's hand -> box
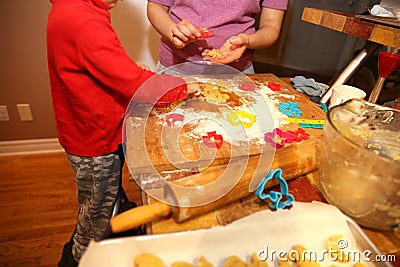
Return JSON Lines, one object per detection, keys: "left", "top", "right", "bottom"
{"left": 171, "top": 19, "right": 201, "bottom": 49}
{"left": 137, "top": 63, "right": 151, "bottom": 71}
{"left": 202, "top": 34, "right": 249, "bottom": 64}
{"left": 186, "top": 82, "right": 201, "bottom": 95}
{"left": 183, "top": 77, "right": 201, "bottom": 95}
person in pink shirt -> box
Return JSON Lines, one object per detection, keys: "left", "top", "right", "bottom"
{"left": 147, "top": 0, "right": 288, "bottom": 74}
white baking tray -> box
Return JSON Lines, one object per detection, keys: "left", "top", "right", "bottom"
{"left": 79, "top": 202, "right": 393, "bottom": 267}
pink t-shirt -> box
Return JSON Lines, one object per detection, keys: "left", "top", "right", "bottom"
{"left": 148, "top": 0, "right": 288, "bottom": 72}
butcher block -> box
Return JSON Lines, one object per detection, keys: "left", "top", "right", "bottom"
{"left": 124, "top": 73, "right": 325, "bottom": 178}
{"left": 111, "top": 73, "right": 327, "bottom": 233}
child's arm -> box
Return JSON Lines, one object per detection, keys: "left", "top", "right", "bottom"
{"left": 133, "top": 74, "right": 201, "bottom": 104}
{"left": 246, "top": 7, "right": 284, "bottom": 50}
{"left": 202, "top": 7, "right": 284, "bottom": 64}
{"left": 147, "top": 2, "right": 200, "bottom": 49}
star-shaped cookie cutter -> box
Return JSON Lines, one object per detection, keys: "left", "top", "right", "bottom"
{"left": 255, "top": 168, "right": 295, "bottom": 210}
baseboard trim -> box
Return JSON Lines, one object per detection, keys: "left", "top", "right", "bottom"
{"left": 0, "top": 138, "right": 64, "bottom": 156}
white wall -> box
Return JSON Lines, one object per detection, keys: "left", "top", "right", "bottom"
{"left": 0, "top": 0, "right": 57, "bottom": 141}
{"left": 112, "top": 0, "right": 161, "bottom": 71}
{"left": 0, "top": 0, "right": 161, "bottom": 142}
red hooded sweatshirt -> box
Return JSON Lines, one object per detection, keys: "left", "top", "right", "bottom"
{"left": 47, "top": 0, "right": 188, "bottom": 156}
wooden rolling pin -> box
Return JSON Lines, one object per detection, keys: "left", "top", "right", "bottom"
{"left": 110, "top": 139, "right": 320, "bottom": 233}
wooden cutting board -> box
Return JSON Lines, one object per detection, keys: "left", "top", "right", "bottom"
{"left": 124, "top": 74, "right": 325, "bottom": 177}
{"left": 111, "top": 74, "right": 327, "bottom": 233}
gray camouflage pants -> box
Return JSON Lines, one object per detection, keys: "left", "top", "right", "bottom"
{"left": 66, "top": 149, "right": 123, "bottom": 261}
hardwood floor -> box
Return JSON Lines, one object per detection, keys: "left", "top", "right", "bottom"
{"left": 0, "top": 152, "right": 142, "bottom": 267}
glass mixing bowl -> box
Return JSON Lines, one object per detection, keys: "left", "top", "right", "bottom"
{"left": 318, "top": 99, "right": 400, "bottom": 231}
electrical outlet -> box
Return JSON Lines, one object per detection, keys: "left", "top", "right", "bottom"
{"left": 17, "top": 104, "right": 34, "bottom": 121}
{"left": 0, "top": 105, "right": 10, "bottom": 121}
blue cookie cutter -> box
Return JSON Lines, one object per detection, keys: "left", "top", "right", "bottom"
{"left": 298, "top": 123, "right": 324, "bottom": 129}
{"left": 278, "top": 101, "right": 302, "bottom": 118}
{"left": 319, "top": 103, "right": 328, "bottom": 113}
{"left": 255, "top": 168, "right": 295, "bottom": 210}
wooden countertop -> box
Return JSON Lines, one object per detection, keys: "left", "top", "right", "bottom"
{"left": 301, "top": 7, "right": 400, "bottom": 49}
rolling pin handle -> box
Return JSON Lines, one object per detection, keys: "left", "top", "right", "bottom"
{"left": 110, "top": 201, "right": 171, "bottom": 234}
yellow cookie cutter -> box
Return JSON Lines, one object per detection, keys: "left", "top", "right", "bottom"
{"left": 225, "top": 110, "right": 256, "bottom": 128}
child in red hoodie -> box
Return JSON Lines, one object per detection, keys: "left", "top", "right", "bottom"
{"left": 47, "top": 0, "right": 197, "bottom": 265}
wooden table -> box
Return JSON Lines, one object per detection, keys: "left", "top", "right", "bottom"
{"left": 301, "top": 7, "right": 400, "bottom": 105}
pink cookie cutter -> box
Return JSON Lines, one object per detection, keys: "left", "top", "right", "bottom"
{"left": 165, "top": 113, "right": 185, "bottom": 127}
{"left": 264, "top": 128, "right": 296, "bottom": 149}
{"left": 239, "top": 83, "right": 255, "bottom": 91}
